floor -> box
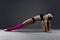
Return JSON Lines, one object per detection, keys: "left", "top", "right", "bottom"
{"left": 0, "top": 29, "right": 60, "bottom": 40}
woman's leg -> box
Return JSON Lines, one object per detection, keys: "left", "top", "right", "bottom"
{"left": 23, "top": 15, "right": 41, "bottom": 25}
{"left": 5, "top": 15, "right": 40, "bottom": 31}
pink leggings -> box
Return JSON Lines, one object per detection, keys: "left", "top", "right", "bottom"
{"left": 6, "top": 23, "right": 24, "bottom": 31}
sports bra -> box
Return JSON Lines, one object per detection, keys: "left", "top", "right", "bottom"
{"left": 32, "top": 14, "right": 52, "bottom": 23}
{"left": 40, "top": 14, "right": 52, "bottom": 20}
{"left": 40, "top": 14, "right": 44, "bottom": 20}
{"left": 32, "top": 14, "right": 44, "bottom": 23}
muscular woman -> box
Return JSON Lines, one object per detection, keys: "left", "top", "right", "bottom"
{"left": 5, "top": 12, "right": 53, "bottom": 32}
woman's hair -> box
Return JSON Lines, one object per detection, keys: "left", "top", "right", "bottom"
{"left": 41, "top": 11, "right": 53, "bottom": 20}
{"left": 42, "top": 12, "right": 53, "bottom": 16}
{"left": 44, "top": 12, "right": 52, "bottom": 15}
{"left": 46, "top": 12, "right": 53, "bottom": 20}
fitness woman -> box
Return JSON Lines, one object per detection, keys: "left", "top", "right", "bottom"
{"left": 5, "top": 12, "right": 53, "bottom": 32}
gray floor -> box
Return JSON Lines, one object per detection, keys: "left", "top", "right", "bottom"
{"left": 0, "top": 29, "right": 60, "bottom": 40}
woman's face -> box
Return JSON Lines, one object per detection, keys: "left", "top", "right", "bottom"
{"left": 47, "top": 13, "right": 53, "bottom": 20}
{"left": 44, "top": 13, "right": 53, "bottom": 20}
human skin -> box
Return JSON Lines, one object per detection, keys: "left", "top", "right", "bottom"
{"left": 23, "top": 13, "right": 53, "bottom": 32}
{"left": 41, "top": 13, "right": 53, "bottom": 32}
{"left": 5, "top": 13, "right": 53, "bottom": 32}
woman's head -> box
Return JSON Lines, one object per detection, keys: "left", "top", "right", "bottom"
{"left": 43, "top": 12, "right": 53, "bottom": 20}
{"left": 40, "top": 11, "right": 53, "bottom": 20}
{"left": 47, "top": 12, "right": 53, "bottom": 20}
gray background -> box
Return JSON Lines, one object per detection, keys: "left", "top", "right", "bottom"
{"left": 0, "top": 0, "right": 59, "bottom": 29}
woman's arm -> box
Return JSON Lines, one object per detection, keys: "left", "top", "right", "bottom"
{"left": 41, "top": 20, "right": 48, "bottom": 32}
{"left": 41, "top": 20, "right": 47, "bottom": 32}
{"left": 47, "top": 20, "right": 51, "bottom": 32}
{"left": 43, "top": 20, "right": 51, "bottom": 32}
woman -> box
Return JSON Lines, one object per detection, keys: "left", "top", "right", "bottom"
{"left": 5, "top": 12, "right": 53, "bottom": 32}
